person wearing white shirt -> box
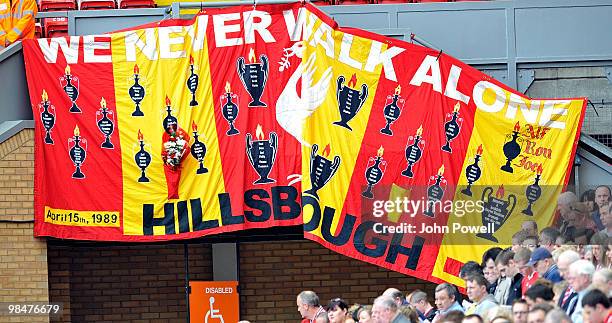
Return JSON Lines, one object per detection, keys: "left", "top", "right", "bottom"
{"left": 567, "top": 260, "right": 596, "bottom": 323}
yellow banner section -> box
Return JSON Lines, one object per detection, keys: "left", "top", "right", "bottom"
{"left": 44, "top": 206, "right": 121, "bottom": 227}
{"left": 111, "top": 23, "right": 226, "bottom": 236}
{"left": 300, "top": 11, "right": 384, "bottom": 237}
{"left": 432, "top": 81, "right": 585, "bottom": 286}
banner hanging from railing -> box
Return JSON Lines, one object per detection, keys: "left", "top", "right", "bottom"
{"left": 23, "top": 3, "right": 585, "bottom": 285}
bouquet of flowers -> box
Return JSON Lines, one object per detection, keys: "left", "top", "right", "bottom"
{"left": 161, "top": 126, "right": 190, "bottom": 171}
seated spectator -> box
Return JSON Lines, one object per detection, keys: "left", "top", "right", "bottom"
{"left": 528, "top": 247, "right": 563, "bottom": 283}
{"left": 513, "top": 230, "right": 529, "bottom": 252}
{"left": 357, "top": 305, "right": 373, "bottom": 323}
{"left": 590, "top": 234, "right": 610, "bottom": 270}
{"left": 515, "top": 247, "right": 539, "bottom": 296}
{"left": 482, "top": 248, "right": 503, "bottom": 294}
{"left": 512, "top": 299, "right": 529, "bottom": 323}
{"left": 327, "top": 298, "right": 349, "bottom": 323}
{"left": 598, "top": 203, "right": 612, "bottom": 237}
{"left": 528, "top": 303, "right": 554, "bottom": 323}
{"left": 581, "top": 289, "right": 611, "bottom": 323}
{"left": 459, "top": 261, "right": 483, "bottom": 282}
{"left": 464, "top": 275, "right": 498, "bottom": 316}
{"left": 525, "top": 283, "right": 555, "bottom": 306}
{"left": 591, "top": 268, "right": 612, "bottom": 297}
{"left": 494, "top": 249, "right": 522, "bottom": 305}
{"left": 409, "top": 290, "right": 436, "bottom": 322}
{"left": 383, "top": 288, "right": 406, "bottom": 308}
{"left": 523, "top": 235, "right": 540, "bottom": 252}
{"left": 568, "top": 259, "right": 596, "bottom": 323}
{"left": 556, "top": 250, "right": 580, "bottom": 314}
{"left": 372, "top": 295, "right": 410, "bottom": 323}
{"left": 593, "top": 185, "right": 611, "bottom": 231}
{"left": 433, "top": 283, "right": 464, "bottom": 323}
{"left": 523, "top": 220, "right": 539, "bottom": 236}
{"left": 544, "top": 309, "right": 572, "bottom": 323}
{"left": 439, "top": 310, "right": 464, "bottom": 323}
{"left": 540, "top": 227, "right": 561, "bottom": 252}
{"left": 461, "top": 314, "right": 483, "bottom": 323}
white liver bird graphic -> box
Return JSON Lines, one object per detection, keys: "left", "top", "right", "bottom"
{"left": 276, "top": 42, "right": 333, "bottom": 147}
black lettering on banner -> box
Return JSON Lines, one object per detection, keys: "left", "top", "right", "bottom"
{"left": 320, "top": 207, "right": 355, "bottom": 246}
{"left": 353, "top": 221, "right": 387, "bottom": 258}
{"left": 244, "top": 189, "right": 271, "bottom": 222}
{"left": 385, "top": 233, "right": 424, "bottom": 270}
{"left": 191, "top": 198, "right": 219, "bottom": 231}
{"left": 143, "top": 203, "right": 175, "bottom": 235}
{"left": 271, "top": 186, "right": 300, "bottom": 220}
{"left": 177, "top": 200, "right": 190, "bottom": 233}
{"left": 302, "top": 195, "right": 321, "bottom": 232}
{"left": 219, "top": 192, "right": 245, "bottom": 225}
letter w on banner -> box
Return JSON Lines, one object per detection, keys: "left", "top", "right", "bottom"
{"left": 22, "top": 2, "right": 585, "bottom": 286}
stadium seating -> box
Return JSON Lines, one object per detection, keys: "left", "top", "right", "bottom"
{"left": 117, "top": 0, "right": 155, "bottom": 9}
{"left": 78, "top": 0, "right": 116, "bottom": 10}
{"left": 39, "top": 0, "right": 76, "bottom": 11}
{"left": 43, "top": 17, "right": 68, "bottom": 37}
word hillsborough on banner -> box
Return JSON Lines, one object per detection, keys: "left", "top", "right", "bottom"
{"left": 24, "top": 3, "right": 585, "bottom": 286}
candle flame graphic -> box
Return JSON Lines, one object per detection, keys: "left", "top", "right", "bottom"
{"left": 477, "top": 144, "right": 483, "bottom": 155}
{"left": 225, "top": 81, "right": 231, "bottom": 93}
{"left": 248, "top": 48, "right": 256, "bottom": 63}
{"left": 537, "top": 165, "right": 543, "bottom": 175}
{"left": 348, "top": 73, "right": 357, "bottom": 88}
{"left": 453, "top": 102, "right": 460, "bottom": 113}
{"left": 42, "top": 89, "right": 48, "bottom": 101}
{"left": 322, "top": 144, "right": 331, "bottom": 157}
{"left": 395, "top": 85, "right": 401, "bottom": 95}
{"left": 437, "top": 165, "right": 445, "bottom": 176}
{"left": 190, "top": 55, "right": 194, "bottom": 65}
{"left": 416, "top": 125, "right": 423, "bottom": 136}
{"left": 165, "top": 95, "right": 171, "bottom": 106}
{"left": 138, "top": 129, "right": 143, "bottom": 141}
{"left": 100, "top": 97, "right": 106, "bottom": 108}
{"left": 74, "top": 125, "right": 80, "bottom": 137}
{"left": 192, "top": 121, "right": 198, "bottom": 132}
{"left": 65, "top": 65, "right": 71, "bottom": 75}
{"left": 496, "top": 184, "right": 505, "bottom": 198}
{"left": 255, "top": 124, "right": 264, "bottom": 140}
{"left": 134, "top": 64, "right": 139, "bottom": 74}
{"left": 377, "top": 146, "right": 384, "bottom": 157}
{"left": 514, "top": 121, "right": 521, "bottom": 132}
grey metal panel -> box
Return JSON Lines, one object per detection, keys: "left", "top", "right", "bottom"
{"left": 0, "top": 42, "right": 32, "bottom": 122}
{"left": 71, "top": 8, "right": 167, "bottom": 36}
{"left": 515, "top": 5, "right": 612, "bottom": 62}
{"left": 395, "top": 9, "right": 508, "bottom": 61}
{"left": 212, "top": 243, "right": 238, "bottom": 281}
{"left": 328, "top": 11, "right": 392, "bottom": 30}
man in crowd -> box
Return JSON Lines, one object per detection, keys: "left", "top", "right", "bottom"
{"left": 581, "top": 289, "right": 610, "bottom": 323}
{"left": 522, "top": 221, "right": 539, "bottom": 237}
{"left": 568, "top": 259, "right": 596, "bottom": 323}
{"left": 297, "top": 291, "right": 326, "bottom": 323}
{"left": 557, "top": 249, "right": 581, "bottom": 314}
{"left": 539, "top": 227, "right": 561, "bottom": 252}
{"left": 512, "top": 299, "right": 530, "bottom": 323}
{"left": 462, "top": 314, "right": 483, "bottom": 323}
{"left": 599, "top": 203, "right": 612, "bottom": 237}
{"left": 528, "top": 303, "right": 554, "bottom": 323}
{"left": 512, "top": 230, "right": 529, "bottom": 252}
{"left": 459, "top": 261, "right": 483, "bottom": 282}
{"left": 515, "top": 247, "right": 539, "bottom": 296}
{"left": 528, "top": 247, "right": 563, "bottom": 283}
{"left": 432, "top": 283, "right": 464, "bottom": 323}
{"left": 495, "top": 249, "right": 523, "bottom": 305}
{"left": 383, "top": 288, "right": 406, "bottom": 308}
{"left": 372, "top": 295, "right": 411, "bottom": 323}
{"left": 410, "top": 290, "right": 436, "bottom": 322}
{"left": 593, "top": 185, "right": 611, "bottom": 231}
{"left": 465, "top": 274, "right": 498, "bottom": 316}
{"left": 592, "top": 268, "right": 612, "bottom": 297}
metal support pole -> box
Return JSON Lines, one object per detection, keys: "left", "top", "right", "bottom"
{"left": 166, "top": 0, "right": 305, "bottom": 15}
{"left": 184, "top": 243, "right": 190, "bottom": 323}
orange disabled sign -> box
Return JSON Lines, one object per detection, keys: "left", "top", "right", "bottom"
{"left": 190, "top": 281, "right": 239, "bottom": 323}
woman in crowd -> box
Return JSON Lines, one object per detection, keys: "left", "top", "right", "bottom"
{"left": 327, "top": 298, "right": 350, "bottom": 323}
{"left": 356, "top": 305, "right": 372, "bottom": 323}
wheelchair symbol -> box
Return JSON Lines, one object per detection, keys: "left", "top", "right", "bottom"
{"left": 205, "top": 296, "right": 224, "bottom": 323}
